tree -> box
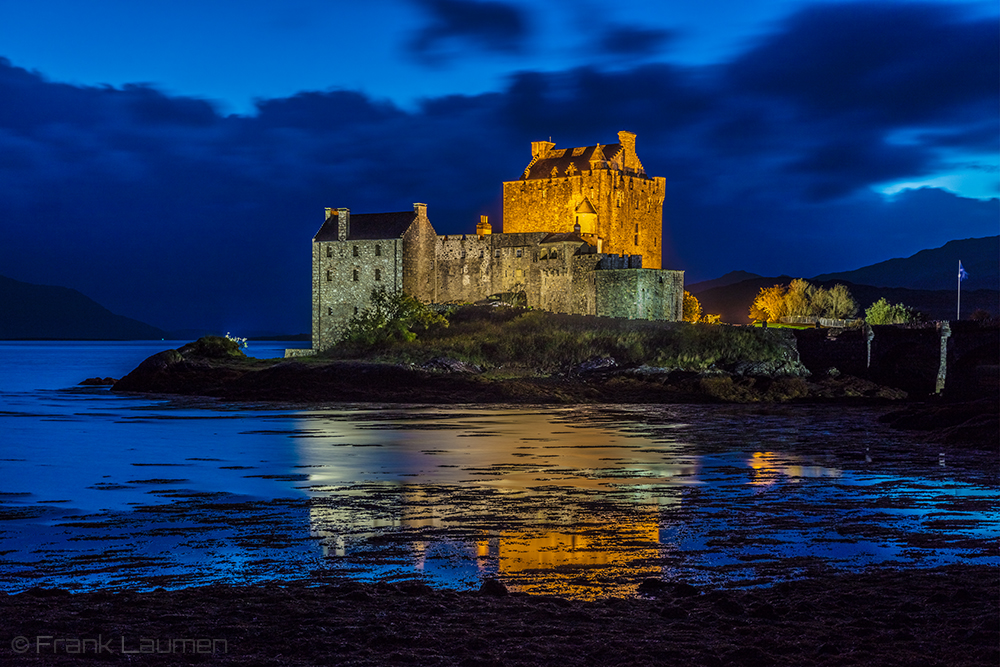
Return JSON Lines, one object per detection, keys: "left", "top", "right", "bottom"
{"left": 750, "top": 285, "right": 789, "bottom": 323}
{"left": 822, "top": 283, "right": 858, "bottom": 319}
{"left": 865, "top": 298, "right": 920, "bottom": 325}
{"left": 682, "top": 291, "right": 702, "bottom": 322}
{"left": 785, "top": 279, "right": 816, "bottom": 316}
{"left": 339, "top": 288, "right": 448, "bottom": 347}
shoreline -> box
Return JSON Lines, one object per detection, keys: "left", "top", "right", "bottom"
{"left": 3, "top": 564, "right": 996, "bottom": 666}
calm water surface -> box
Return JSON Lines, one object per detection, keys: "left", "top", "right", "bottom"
{"left": 0, "top": 342, "right": 997, "bottom": 598}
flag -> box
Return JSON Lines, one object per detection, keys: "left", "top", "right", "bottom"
{"left": 959, "top": 261, "right": 969, "bottom": 281}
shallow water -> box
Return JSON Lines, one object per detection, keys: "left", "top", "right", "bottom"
{"left": 0, "top": 343, "right": 997, "bottom": 598}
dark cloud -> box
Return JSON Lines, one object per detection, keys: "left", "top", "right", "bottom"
{"left": 408, "top": 0, "right": 529, "bottom": 63}
{"left": 0, "top": 2, "right": 995, "bottom": 333}
{"left": 599, "top": 25, "right": 676, "bottom": 57}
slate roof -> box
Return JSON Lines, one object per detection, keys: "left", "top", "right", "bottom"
{"left": 523, "top": 143, "right": 623, "bottom": 180}
{"left": 314, "top": 211, "right": 416, "bottom": 242}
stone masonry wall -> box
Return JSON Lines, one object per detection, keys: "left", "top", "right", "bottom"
{"left": 502, "top": 170, "right": 665, "bottom": 269}
{"left": 595, "top": 269, "right": 684, "bottom": 320}
{"left": 312, "top": 238, "right": 403, "bottom": 350}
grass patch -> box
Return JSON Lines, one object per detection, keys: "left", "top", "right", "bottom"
{"left": 322, "top": 305, "right": 794, "bottom": 373}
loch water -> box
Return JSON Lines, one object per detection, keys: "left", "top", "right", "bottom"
{"left": 0, "top": 341, "right": 997, "bottom": 598}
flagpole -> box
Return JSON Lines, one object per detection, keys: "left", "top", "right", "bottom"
{"left": 957, "top": 260, "right": 961, "bottom": 320}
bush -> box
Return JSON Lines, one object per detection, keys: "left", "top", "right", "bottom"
{"left": 865, "top": 298, "right": 921, "bottom": 325}
{"left": 179, "top": 336, "right": 247, "bottom": 359}
{"left": 337, "top": 288, "right": 448, "bottom": 350}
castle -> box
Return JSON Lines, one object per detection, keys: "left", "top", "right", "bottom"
{"left": 310, "top": 131, "right": 684, "bottom": 351}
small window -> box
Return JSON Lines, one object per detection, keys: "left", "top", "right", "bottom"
{"left": 326, "top": 246, "right": 332, "bottom": 258}
{"left": 375, "top": 245, "right": 381, "bottom": 257}
{"left": 326, "top": 270, "right": 332, "bottom": 281}
{"left": 550, "top": 250, "right": 558, "bottom": 260}
{"left": 479, "top": 250, "right": 484, "bottom": 258}
{"left": 515, "top": 248, "right": 522, "bottom": 258}
{"left": 352, "top": 246, "right": 359, "bottom": 257}
{"left": 494, "top": 249, "right": 501, "bottom": 257}
{"left": 354, "top": 306, "right": 359, "bottom": 315}
{"left": 634, "top": 235, "right": 639, "bottom": 246}
{"left": 635, "top": 224, "right": 639, "bottom": 233}
{"left": 460, "top": 250, "right": 466, "bottom": 258}
{"left": 375, "top": 268, "right": 381, "bottom": 281}
{"left": 353, "top": 269, "right": 359, "bottom": 281}
{"left": 327, "top": 306, "right": 332, "bottom": 315}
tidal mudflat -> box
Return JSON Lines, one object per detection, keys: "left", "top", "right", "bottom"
{"left": 1, "top": 397, "right": 996, "bottom": 598}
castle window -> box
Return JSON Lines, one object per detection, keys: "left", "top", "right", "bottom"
{"left": 634, "top": 235, "right": 639, "bottom": 246}
{"left": 353, "top": 269, "right": 359, "bottom": 281}
{"left": 460, "top": 250, "right": 466, "bottom": 258}
{"left": 480, "top": 250, "right": 484, "bottom": 258}
{"left": 550, "top": 250, "right": 558, "bottom": 260}
{"left": 326, "top": 246, "right": 332, "bottom": 258}
{"left": 352, "top": 246, "right": 359, "bottom": 257}
{"left": 494, "top": 249, "right": 501, "bottom": 257}
{"left": 328, "top": 306, "right": 332, "bottom": 315}
{"left": 375, "top": 245, "right": 381, "bottom": 256}
{"left": 326, "top": 270, "right": 332, "bottom": 281}
{"left": 515, "top": 248, "right": 522, "bottom": 258}
{"left": 354, "top": 306, "right": 359, "bottom": 315}
{"left": 635, "top": 224, "right": 639, "bottom": 233}
{"left": 375, "top": 268, "right": 381, "bottom": 281}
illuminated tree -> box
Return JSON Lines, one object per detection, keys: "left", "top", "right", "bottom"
{"left": 750, "top": 285, "right": 789, "bottom": 323}
{"left": 785, "top": 279, "right": 817, "bottom": 316}
{"left": 683, "top": 291, "right": 703, "bottom": 322}
{"left": 821, "top": 284, "right": 858, "bottom": 319}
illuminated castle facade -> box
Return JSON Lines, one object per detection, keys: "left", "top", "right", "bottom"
{"left": 311, "top": 131, "right": 683, "bottom": 350}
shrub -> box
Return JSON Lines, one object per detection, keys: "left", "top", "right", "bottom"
{"left": 865, "top": 298, "right": 921, "bottom": 325}
{"left": 180, "top": 336, "right": 247, "bottom": 359}
{"left": 338, "top": 288, "right": 448, "bottom": 350}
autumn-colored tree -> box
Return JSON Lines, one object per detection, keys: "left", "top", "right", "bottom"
{"left": 682, "top": 291, "right": 703, "bottom": 322}
{"left": 750, "top": 285, "right": 789, "bottom": 323}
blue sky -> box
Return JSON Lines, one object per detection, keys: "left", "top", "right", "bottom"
{"left": 0, "top": 0, "right": 997, "bottom": 333}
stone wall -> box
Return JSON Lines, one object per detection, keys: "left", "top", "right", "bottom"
{"left": 401, "top": 204, "right": 437, "bottom": 303}
{"left": 502, "top": 168, "right": 665, "bottom": 269}
{"left": 312, "top": 237, "right": 404, "bottom": 350}
{"left": 595, "top": 269, "right": 684, "bottom": 320}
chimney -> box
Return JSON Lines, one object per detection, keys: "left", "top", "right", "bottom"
{"left": 337, "top": 208, "right": 350, "bottom": 241}
{"left": 531, "top": 141, "right": 555, "bottom": 159}
{"left": 618, "top": 131, "right": 637, "bottom": 171}
{"left": 414, "top": 202, "right": 427, "bottom": 219}
{"left": 476, "top": 215, "right": 492, "bottom": 236}
{"left": 324, "top": 207, "right": 333, "bottom": 220}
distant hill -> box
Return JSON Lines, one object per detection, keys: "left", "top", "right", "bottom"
{"left": 0, "top": 274, "right": 166, "bottom": 340}
{"left": 697, "top": 276, "right": 999, "bottom": 324}
{"left": 813, "top": 236, "right": 999, "bottom": 291}
{"left": 687, "top": 271, "right": 763, "bottom": 294}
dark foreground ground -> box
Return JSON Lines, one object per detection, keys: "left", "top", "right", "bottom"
{"left": 3, "top": 564, "right": 996, "bottom": 666}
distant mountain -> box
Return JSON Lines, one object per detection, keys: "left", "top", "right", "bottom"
{"left": 0, "top": 275, "right": 166, "bottom": 340}
{"left": 813, "top": 236, "right": 999, "bottom": 291}
{"left": 696, "top": 276, "right": 999, "bottom": 324}
{"left": 686, "top": 271, "right": 763, "bottom": 294}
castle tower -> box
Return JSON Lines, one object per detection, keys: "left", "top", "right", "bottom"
{"left": 501, "top": 131, "right": 665, "bottom": 269}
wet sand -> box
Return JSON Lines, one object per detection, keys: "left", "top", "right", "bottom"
{"left": 3, "top": 564, "right": 997, "bottom": 666}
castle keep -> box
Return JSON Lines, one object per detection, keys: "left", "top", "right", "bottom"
{"left": 311, "top": 132, "right": 684, "bottom": 351}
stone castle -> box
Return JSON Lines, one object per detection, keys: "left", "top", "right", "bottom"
{"left": 310, "top": 131, "right": 684, "bottom": 351}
